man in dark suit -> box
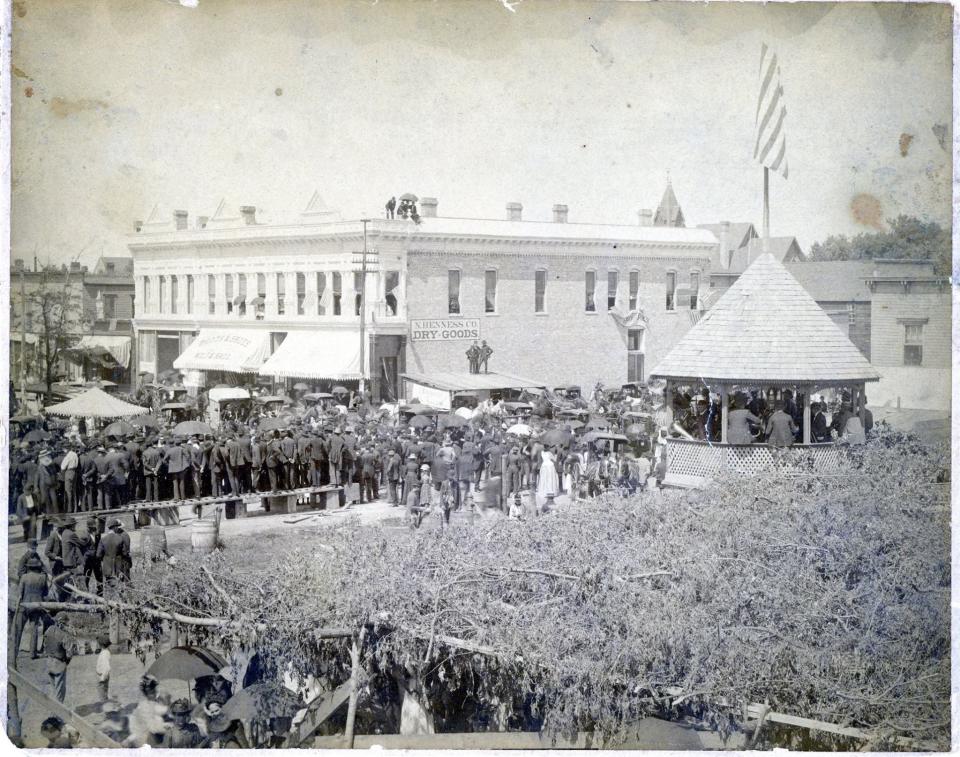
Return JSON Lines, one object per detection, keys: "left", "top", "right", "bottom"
{"left": 327, "top": 428, "right": 345, "bottom": 486}
{"left": 239, "top": 430, "right": 254, "bottom": 493}
{"left": 296, "top": 427, "right": 312, "bottom": 489}
{"left": 93, "top": 447, "right": 110, "bottom": 509}
{"left": 142, "top": 440, "right": 163, "bottom": 502}
{"left": 225, "top": 433, "right": 244, "bottom": 495}
{"left": 125, "top": 435, "right": 144, "bottom": 501}
{"left": 810, "top": 402, "right": 830, "bottom": 443}
{"left": 79, "top": 444, "right": 98, "bottom": 512}
{"left": 310, "top": 428, "right": 327, "bottom": 487}
{"left": 107, "top": 444, "right": 130, "bottom": 507}
{"left": 280, "top": 431, "right": 297, "bottom": 489}
{"left": 266, "top": 432, "right": 286, "bottom": 492}
{"left": 163, "top": 439, "right": 190, "bottom": 501}
{"left": 97, "top": 518, "right": 131, "bottom": 585}
{"left": 250, "top": 433, "right": 264, "bottom": 493}
{"left": 359, "top": 444, "right": 378, "bottom": 504}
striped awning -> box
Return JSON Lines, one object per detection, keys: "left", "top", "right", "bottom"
{"left": 173, "top": 329, "right": 271, "bottom": 374}
{"left": 258, "top": 330, "right": 361, "bottom": 380}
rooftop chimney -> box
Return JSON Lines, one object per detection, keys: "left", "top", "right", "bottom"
{"left": 197, "top": 216, "right": 209, "bottom": 229}
{"left": 70, "top": 261, "right": 82, "bottom": 273}
{"left": 507, "top": 202, "right": 522, "bottom": 221}
{"left": 638, "top": 208, "right": 653, "bottom": 227}
{"left": 552, "top": 204, "right": 568, "bottom": 223}
{"left": 173, "top": 210, "right": 188, "bottom": 230}
{"left": 420, "top": 197, "right": 438, "bottom": 218}
{"left": 240, "top": 206, "right": 257, "bottom": 225}
{"left": 719, "top": 221, "right": 731, "bottom": 269}
{"left": 134, "top": 220, "right": 143, "bottom": 233}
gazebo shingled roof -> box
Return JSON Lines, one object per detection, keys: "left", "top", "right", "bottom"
{"left": 650, "top": 253, "right": 881, "bottom": 386}
{"left": 44, "top": 387, "right": 148, "bottom": 419}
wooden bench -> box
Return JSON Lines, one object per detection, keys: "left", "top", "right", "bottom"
{"left": 258, "top": 485, "right": 344, "bottom": 515}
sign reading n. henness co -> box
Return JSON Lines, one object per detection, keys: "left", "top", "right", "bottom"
{"left": 410, "top": 318, "right": 481, "bottom": 341}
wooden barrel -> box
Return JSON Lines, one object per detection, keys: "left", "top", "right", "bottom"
{"left": 141, "top": 526, "right": 167, "bottom": 560}
{"left": 191, "top": 518, "right": 219, "bottom": 554}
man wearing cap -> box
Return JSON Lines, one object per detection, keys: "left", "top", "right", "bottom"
{"left": 106, "top": 444, "right": 130, "bottom": 508}
{"left": 94, "top": 446, "right": 111, "bottom": 509}
{"left": 43, "top": 612, "right": 73, "bottom": 702}
{"left": 126, "top": 435, "right": 144, "bottom": 501}
{"left": 359, "top": 444, "right": 378, "bottom": 504}
{"left": 309, "top": 427, "right": 327, "bottom": 488}
{"left": 13, "top": 556, "right": 48, "bottom": 660}
{"left": 296, "top": 426, "right": 312, "bottom": 489}
{"left": 385, "top": 448, "right": 401, "bottom": 505}
{"left": 98, "top": 518, "right": 132, "bottom": 585}
{"left": 79, "top": 443, "right": 99, "bottom": 511}
{"left": 188, "top": 436, "right": 205, "bottom": 498}
{"left": 327, "top": 428, "right": 346, "bottom": 486}
{"left": 265, "top": 431, "right": 286, "bottom": 492}
{"left": 226, "top": 432, "right": 244, "bottom": 495}
{"left": 162, "top": 700, "right": 203, "bottom": 748}
{"left": 58, "top": 517, "right": 91, "bottom": 587}
{"left": 60, "top": 443, "right": 80, "bottom": 513}
{"left": 280, "top": 430, "right": 297, "bottom": 490}
{"left": 83, "top": 517, "right": 105, "bottom": 596}
{"left": 249, "top": 433, "right": 264, "bottom": 493}
{"left": 44, "top": 518, "right": 66, "bottom": 592}
{"left": 37, "top": 448, "right": 60, "bottom": 516}
{"left": 239, "top": 429, "right": 254, "bottom": 493}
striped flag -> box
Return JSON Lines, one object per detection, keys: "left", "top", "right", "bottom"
{"left": 754, "top": 43, "right": 789, "bottom": 179}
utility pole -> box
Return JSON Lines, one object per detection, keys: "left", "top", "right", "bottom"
{"left": 358, "top": 219, "right": 369, "bottom": 397}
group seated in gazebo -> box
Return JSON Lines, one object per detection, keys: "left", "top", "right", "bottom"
{"left": 650, "top": 253, "right": 879, "bottom": 487}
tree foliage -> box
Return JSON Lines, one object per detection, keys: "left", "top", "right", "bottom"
{"left": 115, "top": 434, "right": 950, "bottom": 749}
{"left": 808, "top": 215, "right": 951, "bottom": 275}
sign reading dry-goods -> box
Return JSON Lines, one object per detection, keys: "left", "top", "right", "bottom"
{"left": 410, "top": 318, "right": 480, "bottom": 341}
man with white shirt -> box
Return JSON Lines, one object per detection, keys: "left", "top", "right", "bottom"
{"left": 60, "top": 444, "right": 80, "bottom": 513}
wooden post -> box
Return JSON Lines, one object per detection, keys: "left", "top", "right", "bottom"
{"left": 720, "top": 386, "right": 729, "bottom": 444}
{"left": 500, "top": 453, "right": 509, "bottom": 513}
{"left": 344, "top": 629, "right": 366, "bottom": 748}
{"left": 802, "top": 389, "right": 811, "bottom": 445}
{"left": 858, "top": 382, "right": 866, "bottom": 425}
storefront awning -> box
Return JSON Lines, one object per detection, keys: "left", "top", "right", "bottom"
{"left": 173, "top": 329, "right": 272, "bottom": 374}
{"left": 72, "top": 334, "right": 132, "bottom": 368}
{"left": 258, "top": 330, "right": 361, "bottom": 380}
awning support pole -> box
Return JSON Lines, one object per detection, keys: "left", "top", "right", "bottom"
{"left": 720, "top": 385, "right": 729, "bottom": 444}
{"left": 802, "top": 389, "right": 811, "bottom": 445}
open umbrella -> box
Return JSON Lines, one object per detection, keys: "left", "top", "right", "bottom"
{"left": 399, "top": 192, "right": 418, "bottom": 202}
{"left": 22, "top": 429, "right": 51, "bottom": 443}
{"left": 173, "top": 420, "right": 214, "bottom": 437}
{"left": 582, "top": 431, "right": 630, "bottom": 444}
{"left": 305, "top": 392, "right": 333, "bottom": 401}
{"left": 158, "top": 369, "right": 179, "bottom": 380}
{"left": 129, "top": 414, "right": 161, "bottom": 429}
{"left": 292, "top": 382, "right": 310, "bottom": 392}
{"left": 403, "top": 404, "right": 439, "bottom": 416}
{"left": 331, "top": 386, "right": 350, "bottom": 395}
{"left": 539, "top": 428, "right": 572, "bottom": 446}
{"left": 454, "top": 407, "right": 474, "bottom": 419}
{"left": 103, "top": 421, "right": 135, "bottom": 437}
{"left": 146, "top": 646, "right": 228, "bottom": 682}
{"left": 408, "top": 415, "right": 434, "bottom": 429}
{"left": 258, "top": 417, "right": 289, "bottom": 431}
{"left": 506, "top": 423, "right": 533, "bottom": 437}
{"left": 221, "top": 682, "right": 304, "bottom": 722}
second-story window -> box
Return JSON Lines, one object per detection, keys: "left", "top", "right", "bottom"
{"left": 666, "top": 271, "right": 677, "bottom": 311}
{"left": 607, "top": 271, "right": 618, "bottom": 310}
{"left": 208, "top": 275, "right": 216, "bottom": 315}
{"left": 225, "top": 275, "right": 234, "bottom": 315}
{"left": 317, "top": 272, "right": 327, "bottom": 315}
{"left": 448, "top": 270, "right": 461, "bottom": 314}
{"left": 158, "top": 276, "right": 166, "bottom": 314}
{"left": 689, "top": 271, "right": 700, "bottom": 309}
{"left": 186, "top": 275, "right": 194, "bottom": 315}
{"left": 170, "top": 276, "right": 178, "bottom": 315}
{"left": 384, "top": 270, "right": 400, "bottom": 316}
{"left": 332, "top": 272, "right": 342, "bottom": 316}
{"left": 143, "top": 276, "right": 151, "bottom": 314}
{"left": 484, "top": 270, "right": 498, "bottom": 314}
{"left": 585, "top": 271, "right": 596, "bottom": 313}
{"left": 276, "top": 273, "right": 286, "bottom": 315}
{"left": 238, "top": 274, "right": 247, "bottom": 316}
{"left": 104, "top": 295, "right": 117, "bottom": 319}
{"left": 354, "top": 272, "right": 364, "bottom": 316}
{"left": 296, "top": 273, "right": 306, "bottom": 315}
{"left": 629, "top": 271, "right": 639, "bottom": 311}
{"left": 534, "top": 269, "right": 546, "bottom": 313}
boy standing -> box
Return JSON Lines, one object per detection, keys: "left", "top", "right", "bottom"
{"left": 96, "top": 634, "right": 112, "bottom": 702}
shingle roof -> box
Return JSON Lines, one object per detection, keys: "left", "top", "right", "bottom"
{"left": 784, "top": 261, "right": 874, "bottom": 302}
{"left": 653, "top": 181, "right": 685, "bottom": 227}
{"left": 729, "top": 237, "right": 804, "bottom": 272}
{"left": 650, "top": 254, "right": 881, "bottom": 385}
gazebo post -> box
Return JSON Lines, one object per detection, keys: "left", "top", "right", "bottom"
{"left": 720, "top": 385, "right": 729, "bottom": 444}
{"left": 857, "top": 382, "right": 866, "bottom": 425}
{"left": 802, "top": 388, "right": 811, "bottom": 445}
{"left": 665, "top": 382, "right": 674, "bottom": 420}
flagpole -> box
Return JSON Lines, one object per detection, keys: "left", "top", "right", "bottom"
{"left": 762, "top": 165, "right": 770, "bottom": 257}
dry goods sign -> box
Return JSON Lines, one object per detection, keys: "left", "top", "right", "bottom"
{"left": 410, "top": 319, "right": 480, "bottom": 341}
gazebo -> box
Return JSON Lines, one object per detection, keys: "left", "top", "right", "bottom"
{"left": 650, "top": 253, "right": 880, "bottom": 487}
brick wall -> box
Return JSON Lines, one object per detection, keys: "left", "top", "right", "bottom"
{"left": 405, "top": 250, "right": 710, "bottom": 390}
{"left": 870, "top": 287, "right": 951, "bottom": 368}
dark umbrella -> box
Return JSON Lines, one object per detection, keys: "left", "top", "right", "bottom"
{"left": 172, "top": 420, "right": 214, "bottom": 437}
{"left": 540, "top": 428, "right": 571, "bottom": 446}
{"left": 398, "top": 192, "right": 418, "bottom": 202}
{"left": 130, "top": 414, "right": 161, "bottom": 429}
{"left": 103, "top": 421, "right": 135, "bottom": 438}
{"left": 437, "top": 413, "right": 467, "bottom": 428}
{"left": 221, "top": 682, "right": 304, "bottom": 722}
{"left": 146, "top": 646, "right": 228, "bottom": 682}
{"left": 22, "top": 429, "right": 51, "bottom": 443}
{"left": 403, "top": 404, "right": 439, "bottom": 416}
{"left": 408, "top": 415, "right": 434, "bottom": 429}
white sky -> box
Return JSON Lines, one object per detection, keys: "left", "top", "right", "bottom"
{"left": 10, "top": 0, "right": 953, "bottom": 267}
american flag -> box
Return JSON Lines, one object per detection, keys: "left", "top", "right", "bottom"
{"left": 754, "top": 43, "right": 788, "bottom": 180}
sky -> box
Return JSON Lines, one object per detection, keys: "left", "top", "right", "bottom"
{"left": 10, "top": 0, "right": 954, "bottom": 267}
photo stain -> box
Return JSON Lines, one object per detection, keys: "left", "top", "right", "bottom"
{"left": 898, "top": 133, "right": 913, "bottom": 157}
{"left": 275, "top": 88, "right": 283, "bottom": 96}
{"left": 13, "top": 0, "right": 26, "bottom": 18}
{"left": 24, "top": 87, "right": 32, "bottom": 98}
{"left": 49, "top": 96, "right": 108, "bottom": 118}
{"left": 850, "top": 193, "right": 884, "bottom": 230}
{"left": 12, "top": 66, "right": 31, "bottom": 80}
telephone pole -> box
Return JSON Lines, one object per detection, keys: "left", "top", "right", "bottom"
{"left": 19, "top": 263, "right": 27, "bottom": 408}
{"left": 358, "top": 219, "right": 369, "bottom": 396}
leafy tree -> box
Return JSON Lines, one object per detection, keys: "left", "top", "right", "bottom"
{"left": 107, "top": 431, "right": 948, "bottom": 749}
{"left": 809, "top": 215, "right": 951, "bottom": 275}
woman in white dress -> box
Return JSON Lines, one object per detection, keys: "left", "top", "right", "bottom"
{"left": 536, "top": 448, "right": 559, "bottom": 507}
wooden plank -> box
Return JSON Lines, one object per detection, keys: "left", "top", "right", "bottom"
{"left": 283, "top": 679, "right": 353, "bottom": 748}
{"left": 8, "top": 667, "right": 124, "bottom": 748}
